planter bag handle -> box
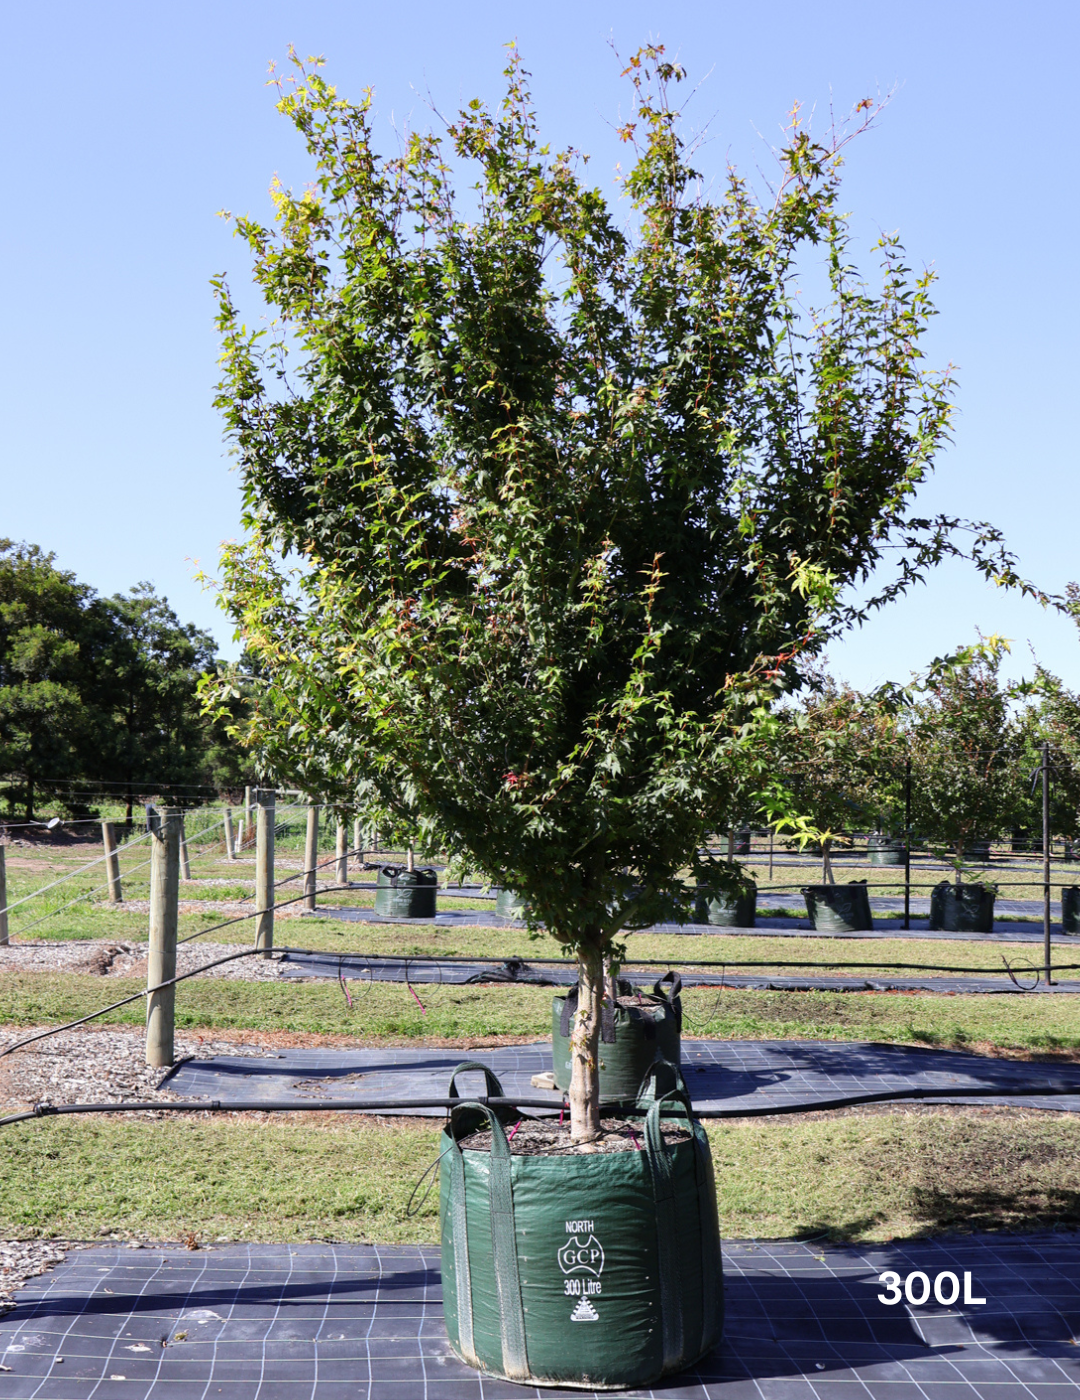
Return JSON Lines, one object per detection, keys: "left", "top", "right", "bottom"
{"left": 635, "top": 1056, "right": 692, "bottom": 1111}
{"left": 649, "top": 970, "right": 683, "bottom": 1031}
{"left": 446, "top": 1102, "right": 529, "bottom": 1383}
{"left": 558, "top": 978, "right": 636, "bottom": 1042}
{"left": 446, "top": 1060, "right": 507, "bottom": 1105}
{"left": 644, "top": 1091, "right": 692, "bottom": 1371}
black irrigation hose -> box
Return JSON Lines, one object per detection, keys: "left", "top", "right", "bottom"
{"left": 274, "top": 947, "right": 1080, "bottom": 978}
{"left": 3, "top": 1082, "right": 1080, "bottom": 1131}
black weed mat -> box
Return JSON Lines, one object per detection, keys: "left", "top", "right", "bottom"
{"left": 2, "top": 1233, "right": 1077, "bottom": 1398}
{"left": 160, "top": 1040, "right": 1080, "bottom": 1116}
{"left": 307, "top": 903, "right": 1080, "bottom": 944}
{"left": 277, "top": 949, "right": 1080, "bottom": 994}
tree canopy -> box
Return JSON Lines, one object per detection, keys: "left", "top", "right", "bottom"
{"left": 0, "top": 540, "right": 250, "bottom": 820}
{"left": 210, "top": 46, "right": 1026, "bottom": 1136}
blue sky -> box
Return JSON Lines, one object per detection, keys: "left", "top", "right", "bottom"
{"left": 3, "top": 0, "right": 1077, "bottom": 688}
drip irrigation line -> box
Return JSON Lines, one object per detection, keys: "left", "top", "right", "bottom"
{"left": 3, "top": 1082, "right": 1080, "bottom": 1131}
{"left": 177, "top": 884, "right": 333, "bottom": 944}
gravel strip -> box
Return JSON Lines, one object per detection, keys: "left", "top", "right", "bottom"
{"left": 0, "top": 1025, "right": 270, "bottom": 1114}
{"left": 0, "top": 1240, "right": 69, "bottom": 1316}
{"left": 0, "top": 940, "right": 286, "bottom": 981}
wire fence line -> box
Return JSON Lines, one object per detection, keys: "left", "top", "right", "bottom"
{"left": 0, "top": 802, "right": 313, "bottom": 936}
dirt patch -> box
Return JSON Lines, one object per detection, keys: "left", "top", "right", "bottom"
{"left": 0, "top": 941, "right": 284, "bottom": 983}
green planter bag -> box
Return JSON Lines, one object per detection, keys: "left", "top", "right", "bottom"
{"left": 1063, "top": 886, "right": 1080, "bottom": 934}
{"left": 928, "top": 881, "right": 994, "bottom": 932}
{"left": 439, "top": 1063, "right": 723, "bottom": 1389}
{"left": 867, "top": 835, "right": 906, "bottom": 867}
{"left": 552, "top": 973, "right": 681, "bottom": 1101}
{"left": 374, "top": 864, "right": 437, "bottom": 917}
{"left": 495, "top": 887, "right": 527, "bottom": 919}
{"left": 802, "top": 882, "right": 873, "bottom": 932}
{"left": 695, "top": 879, "right": 756, "bottom": 927}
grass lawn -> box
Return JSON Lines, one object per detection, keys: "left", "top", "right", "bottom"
{"left": 1, "top": 1105, "right": 1077, "bottom": 1245}
{"left": 1, "top": 973, "right": 1079, "bottom": 1054}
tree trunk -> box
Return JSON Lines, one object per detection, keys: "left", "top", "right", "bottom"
{"left": 569, "top": 940, "right": 603, "bottom": 1144}
{"left": 25, "top": 774, "right": 34, "bottom": 824}
{"left": 822, "top": 839, "right": 834, "bottom": 885}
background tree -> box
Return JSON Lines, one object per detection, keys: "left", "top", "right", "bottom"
{"left": 100, "top": 585, "right": 229, "bottom": 823}
{"left": 1014, "top": 670, "right": 1080, "bottom": 849}
{"left": 209, "top": 46, "right": 1028, "bottom": 1139}
{"left": 905, "top": 638, "right": 1027, "bottom": 881}
{"left": 0, "top": 541, "right": 105, "bottom": 819}
{"left": 774, "top": 676, "right": 905, "bottom": 880}
{"left": 0, "top": 541, "right": 250, "bottom": 820}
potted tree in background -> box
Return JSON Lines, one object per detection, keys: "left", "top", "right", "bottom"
{"left": 207, "top": 44, "right": 1019, "bottom": 1388}
{"left": 906, "top": 639, "right": 1026, "bottom": 932}
{"left": 776, "top": 678, "right": 904, "bottom": 931}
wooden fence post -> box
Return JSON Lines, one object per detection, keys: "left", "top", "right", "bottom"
{"left": 0, "top": 845, "right": 8, "bottom": 946}
{"left": 336, "top": 821, "right": 348, "bottom": 885}
{"left": 146, "top": 807, "right": 180, "bottom": 1067}
{"left": 304, "top": 801, "right": 320, "bottom": 912}
{"left": 223, "top": 808, "right": 237, "bottom": 861}
{"left": 102, "top": 821, "right": 123, "bottom": 903}
{"left": 179, "top": 814, "right": 192, "bottom": 881}
{"left": 255, "top": 788, "right": 275, "bottom": 957}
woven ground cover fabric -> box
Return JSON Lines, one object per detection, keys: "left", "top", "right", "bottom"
{"left": 159, "top": 1040, "right": 1080, "bottom": 1115}
{"left": 277, "top": 950, "right": 1080, "bottom": 993}
{"left": 2, "top": 1234, "right": 1077, "bottom": 1397}
{"left": 308, "top": 903, "right": 1080, "bottom": 940}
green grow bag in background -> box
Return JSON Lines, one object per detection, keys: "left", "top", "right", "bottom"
{"left": 1062, "top": 886, "right": 1080, "bottom": 933}
{"left": 495, "top": 887, "right": 527, "bottom": 919}
{"left": 552, "top": 973, "right": 681, "bottom": 1100}
{"left": 928, "top": 881, "right": 995, "bottom": 933}
{"left": 695, "top": 879, "right": 756, "bottom": 927}
{"left": 374, "top": 865, "right": 437, "bottom": 918}
{"left": 439, "top": 1065, "right": 723, "bottom": 1390}
{"left": 867, "top": 835, "right": 906, "bottom": 867}
{"left": 802, "top": 882, "right": 873, "bottom": 932}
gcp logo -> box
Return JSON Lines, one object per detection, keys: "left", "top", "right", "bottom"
{"left": 558, "top": 1236, "right": 605, "bottom": 1277}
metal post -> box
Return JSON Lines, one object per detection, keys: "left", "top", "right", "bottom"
{"left": 768, "top": 829, "right": 774, "bottom": 882}
{"left": 255, "top": 789, "right": 275, "bottom": 957}
{"left": 223, "top": 808, "right": 237, "bottom": 861}
{"left": 903, "top": 757, "right": 912, "bottom": 931}
{"left": 335, "top": 821, "right": 348, "bottom": 885}
{"left": 243, "top": 785, "right": 252, "bottom": 846}
{"left": 0, "top": 845, "right": 8, "bottom": 946}
{"left": 102, "top": 821, "right": 122, "bottom": 903}
{"left": 179, "top": 813, "right": 192, "bottom": 882}
{"left": 304, "top": 801, "right": 320, "bottom": 911}
{"left": 1043, "top": 741, "right": 1053, "bottom": 986}
{"left": 146, "top": 807, "right": 180, "bottom": 1067}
